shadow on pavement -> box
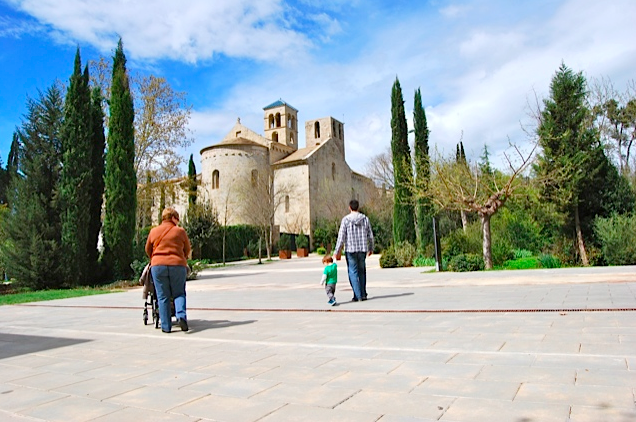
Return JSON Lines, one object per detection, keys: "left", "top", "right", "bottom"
{"left": 186, "top": 319, "right": 256, "bottom": 333}
{"left": 193, "top": 272, "right": 265, "bottom": 281}
{"left": 0, "top": 333, "right": 91, "bottom": 359}
{"left": 366, "top": 292, "right": 415, "bottom": 301}
{"left": 335, "top": 292, "right": 415, "bottom": 306}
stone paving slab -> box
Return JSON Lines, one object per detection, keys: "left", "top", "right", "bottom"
{"left": 0, "top": 255, "right": 635, "bottom": 421}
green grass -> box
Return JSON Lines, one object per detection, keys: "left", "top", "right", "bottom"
{"left": 0, "top": 288, "right": 115, "bottom": 306}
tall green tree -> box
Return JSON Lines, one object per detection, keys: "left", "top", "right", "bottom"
{"left": 1, "top": 85, "right": 65, "bottom": 289}
{"left": 103, "top": 39, "right": 136, "bottom": 279}
{"left": 390, "top": 77, "right": 415, "bottom": 245}
{"left": 187, "top": 153, "right": 197, "bottom": 207}
{"left": 456, "top": 141, "right": 469, "bottom": 230}
{"left": 88, "top": 86, "right": 106, "bottom": 271}
{"left": 59, "top": 48, "right": 94, "bottom": 285}
{"left": 535, "top": 63, "right": 617, "bottom": 266}
{"left": 413, "top": 88, "right": 432, "bottom": 249}
{"left": 0, "top": 157, "right": 6, "bottom": 205}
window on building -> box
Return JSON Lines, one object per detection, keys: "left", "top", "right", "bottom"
{"left": 212, "top": 170, "right": 219, "bottom": 189}
{"left": 236, "top": 131, "right": 241, "bottom": 137}
{"left": 275, "top": 113, "right": 281, "bottom": 127}
{"left": 314, "top": 121, "right": 320, "bottom": 138}
{"left": 251, "top": 169, "right": 258, "bottom": 187}
{"left": 285, "top": 195, "right": 290, "bottom": 212}
{"left": 290, "top": 133, "right": 294, "bottom": 144}
{"left": 287, "top": 114, "right": 292, "bottom": 128}
{"left": 272, "top": 132, "right": 279, "bottom": 142}
{"left": 339, "top": 124, "right": 343, "bottom": 139}
{"left": 332, "top": 121, "right": 336, "bottom": 137}
{"left": 268, "top": 114, "right": 274, "bottom": 128}
{"left": 332, "top": 162, "right": 336, "bottom": 181}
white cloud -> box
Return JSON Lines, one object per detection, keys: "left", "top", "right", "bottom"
{"left": 5, "top": 0, "right": 312, "bottom": 63}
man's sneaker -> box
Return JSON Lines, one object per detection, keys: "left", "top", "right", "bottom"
{"left": 178, "top": 318, "right": 189, "bottom": 332}
{"left": 331, "top": 299, "right": 338, "bottom": 306}
{"left": 351, "top": 297, "right": 359, "bottom": 302}
{"left": 327, "top": 298, "right": 335, "bottom": 305}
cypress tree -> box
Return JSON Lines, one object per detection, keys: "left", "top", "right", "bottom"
{"left": 390, "top": 77, "right": 415, "bottom": 245}
{"left": 59, "top": 48, "right": 93, "bottom": 285}
{"left": 2, "top": 86, "right": 65, "bottom": 289}
{"left": 188, "top": 153, "right": 197, "bottom": 207}
{"left": 103, "top": 39, "right": 136, "bottom": 279}
{"left": 7, "top": 133, "right": 20, "bottom": 176}
{"left": 413, "top": 88, "right": 432, "bottom": 250}
{"left": 0, "top": 157, "right": 6, "bottom": 205}
{"left": 87, "top": 86, "right": 106, "bottom": 272}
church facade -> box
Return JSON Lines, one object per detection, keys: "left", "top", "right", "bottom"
{"left": 197, "top": 100, "right": 376, "bottom": 242}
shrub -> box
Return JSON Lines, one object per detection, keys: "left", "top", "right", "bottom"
{"left": 278, "top": 233, "right": 291, "bottom": 250}
{"left": 413, "top": 256, "right": 436, "bottom": 267}
{"left": 513, "top": 249, "right": 534, "bottom": 259}
{"left": 538, "top": 254, "right": 561, "bottom": 268}
{"left": 296, "top": 231, "right": 308, "bottom": 249}
{"left": 394, "top": 241, "right": 417, "bottom": 267}
{"left": 502, "top": 256, "right": 540, "bottom": 270}
{"left": 448, "top": 253, "right": 484, "bottom": 272}
{"left": 594, "top": 213, "right": 636, "bottom": 265}
{"left": 379, "top": 246, "right": 398, "bottom": 268}
{"left": 316, "top": 246, "right": 327, "bottom": 255}
{"left": 130, "top": 258, "right": 149, "bottom": 281}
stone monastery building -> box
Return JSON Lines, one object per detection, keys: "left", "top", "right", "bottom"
{"left": 198, "top": 100, "right": 375, "bottom": 239}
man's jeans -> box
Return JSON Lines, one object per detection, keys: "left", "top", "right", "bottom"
{"left": 345, "top": 252, "right": 367, "bottom": 300}
{"left": 151, "top": 265, "right": 187, "bottom": 332}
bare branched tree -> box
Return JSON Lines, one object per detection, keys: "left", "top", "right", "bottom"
{"left": 235, "top": 167, "right": 295, "bottom": 262}
{"left": 364, "top": 147, "right": 394, "bottom": 189}
{"left": 426, "top": 143, "right": 537, "bottom": 269}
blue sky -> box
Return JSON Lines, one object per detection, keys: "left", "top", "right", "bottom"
{"left": 1, "top": 0, "right": 635, "bottom": 174}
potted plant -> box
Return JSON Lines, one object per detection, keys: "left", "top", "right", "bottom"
{"left": 296, "top": 231, "right": 309, "bottom": 257}
{"left": 278, "top": 233, "right": 292, "bottom": 259}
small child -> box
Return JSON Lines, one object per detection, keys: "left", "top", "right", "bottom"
{"left": 321, "top": 255, "right": 338, "bottom": 306}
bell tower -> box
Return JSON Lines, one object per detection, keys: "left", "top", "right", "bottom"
{"left": 263, "top": 99, "right": 299, "bottom": 151}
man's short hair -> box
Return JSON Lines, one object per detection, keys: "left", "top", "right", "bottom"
{"left": 349, "top": 199, "right": 359, "bottom": 211}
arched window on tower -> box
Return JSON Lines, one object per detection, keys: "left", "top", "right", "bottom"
{"left": 332, "top": 162, "right": 336, "bottom": 181}
{"left": 285, "top": 195, "right": 290, "bottom": 213}
{"left": 340, "top": 124, "right": 343, "bottom": 139}
{"left": 251, "top": 169, "right": 258, "bottom": 187}
{"left": 290, "top": 133, "right": 294, "bottom": 145}
{"left": 275, "top": 113, "right": 281, "bottom": 127}
{"left": 212, "top": 170, "right": 220, "bottom": 189}
{"left": 268, "top": 114, "right": 274, "bottom": 128}
{"left": 272, "top": 132, "right": 279, "bottom": 142}
{"left": 314, "top": 121, "right": 320, "bottom": 138}
{"left": 332, "top": 121, "right": 336, "bottom": 137}
{"left": 287, "top": 114, "right": 292, "bottom": 128}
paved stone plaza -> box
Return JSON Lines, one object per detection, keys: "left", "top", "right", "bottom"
{"left": 0, "top": 255, "right": 635, "bottom": 421}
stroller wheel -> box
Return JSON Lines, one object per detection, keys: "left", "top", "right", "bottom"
{"left": 143, "top": 308, "right": 148, "bottom": 325}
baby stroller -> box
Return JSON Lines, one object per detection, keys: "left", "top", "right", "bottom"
{"left": 141, "top": 266, "right": 174, "bottom": 329}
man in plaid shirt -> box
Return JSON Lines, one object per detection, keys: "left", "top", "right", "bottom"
{"left": 334, "top": 199, "right": 374, "bottom": 302}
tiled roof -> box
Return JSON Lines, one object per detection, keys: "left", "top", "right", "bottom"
{"left": 263, "top": 99, "right": 298, "bottom": 112}
{"left": 274, "top": 146, "right": 318, "bottom": 165}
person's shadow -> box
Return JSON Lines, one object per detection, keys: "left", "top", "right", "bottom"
{"left": 184, "top": 319, "right": 256, "bottom": 333}
{"left": 336, "top": 292, "right": 414, "bottom": 306}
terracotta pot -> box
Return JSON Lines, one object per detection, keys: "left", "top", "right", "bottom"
{"left": 296, "top": 248, "right": 309, "bottom": 257}
{"left": 279, "top": 250, "right": 292, "bottom": 259}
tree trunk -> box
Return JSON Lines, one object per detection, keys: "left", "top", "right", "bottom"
{"left": 575, "top": 204, "right": 589, "bottom": 266}
{"left": 481, "top": 214, "right": 493, "bottom": 270}
{"left": 258, "top": 236, "right": 262, "bottom": 264}
{"left": 460, "top": 210, "right": 468, "bottom": 232}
